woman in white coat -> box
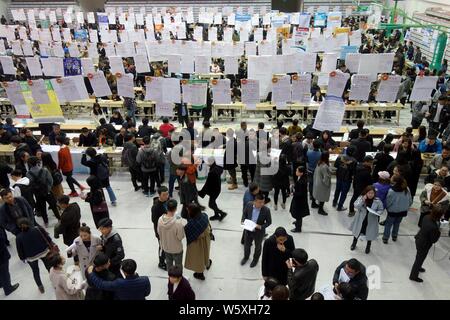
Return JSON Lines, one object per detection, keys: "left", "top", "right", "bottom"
{"left": 350, "top": 185, "right": 384, "bottom": 254}
{"left": 67, "top": 224, "right": 102, "bottom": 279}
{"left": 49, "top": 254, "right": 85, "bottom": 300}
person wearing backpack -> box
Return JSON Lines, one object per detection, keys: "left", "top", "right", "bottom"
{"left": 332, "top": 146, "right": 357, "bottom": 212}
{"left": 26, "top": 156, "right": 60, "bottom": 226}
{"left": 122, "top": 134, "right": 141, "bottom": 191}
{"left": 81, "top": 176, "right": 110, "bottom": 229}
{"left": 82, "top": 147, "right": 117, "bottom": 206}
{"left": 10, "top": 169, "right": 35, "bottom": 209}
{"left": 56, "top": 136, "right": 85, "bottom": 197}
{"left": 136, "top": 136, "right": 162, "bottom": 197}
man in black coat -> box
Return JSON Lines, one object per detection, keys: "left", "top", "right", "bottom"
{"left": 98, "top": 218, "right": 125, "bottom": 278}
{"left": 168, "top": 265, "right": 195, "bottom": 301}
{"left": 199, "top": 159, "right": 227, "bottom": 221}
{"left": 287, "top": 248, "right": 319, "bottom": 300}
{"left": 78, "top": 127, "right": 98, "bottom": 147}
{"left": 348, "top": 155, "right": 373, "bottom": 216}
{"left": 48, "top": 124, "right": 66, "bottom": 145}
{"left": 0, "top": 189, "right": 35, "bottom": 235}
{"left": 350, "top": 129, "right": 372, "bottom": 163}
{"left": 85, "top": 253, "right": 116, "bottom": 300}
{"left": 241, "top": 193, "right": 272, "bottom": 268}
{"left": 262, "top": 227, "right": 295, "bottom": 285}
{"left": 0, "top": 227, "right": 19, "bottom": 296}
{"left": 55, "top": 195, "right": 81, "bottom": 246}
{"left": 122, "top": 134, "right": 141, "bottom": 191}
{"left": 151, "top": 186, "right": 169, "bottom": 271}
{"left": 11, "top": 136, "right": 31, "bottom": 164}
{"left": 409, "top": 207, "right": 443, "bottom": 282}
{"left": 333, "top": 258, "right": 369, "bottom": 300}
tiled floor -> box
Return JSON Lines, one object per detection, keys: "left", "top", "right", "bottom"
{"left": 3, "top": 110, "right": 450, "bottom": 300}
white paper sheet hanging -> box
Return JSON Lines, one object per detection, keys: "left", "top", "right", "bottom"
{"left": 25, "top": 57, "right": 42, "bottom": 76}
{"left": 345, "top": 53, "right": 360, "bottom": 73}
{"left": 299, "top": 52, "right": 316, "bottom": 73}
{"left": 162, "top": 78, "right": 181, "bottom": 103}
{"left": 182, "top": 82, "right": 207, "bottom": 105}
{"left": 167, "top": 55, "right": 181, "bottom": 74}
{"left": 89, "top": 71, "right": 112, "bottom": 97}
{"left": 241, "top": 79, "right": 260, "bottom": 107}
{"left": 134, "top": 54, "right": 150, "bottom": 73}
{"left": 108, "top": 56, "right": 125, "bottom": 74}
{"left": 245, "top": 42, "right": 257, "bottom": 56}
{"left": 81, "top": 58, "right": 95, "bottom": 76}
{"left": 224, "top": 56, "right": 238, "bottom": 75}
{"left": 10, "top": 41, "right": 24, "bottom": 56}
{"left": 378, "top": 53, "right": 395, "bottom": 73}
{"left": 4, "top": 81, "right": 26, "bottom": 106}
{"left": 211, "top": 79, "right": 231, "bottom": 104}
{"left": 272, "top": 76, "right": 291, "bottom": 108}
{"left": 349, "top": 74, "right": 372, "bottom": 101}
{"left": 41, "top": 57, "right": 64, "bottom": 77}
{"left": 145, "top": 76, "right": 163, "bottom": 102}
{"left": 194, "top": 56, "right": 211, "bottom": 74}
{"left": 321, "top": 53, "right": 339, "bottom": 73}
{"left": 376, "top": 75, "right": 402, "bottom": 102}
{"left": 156, "top": 103, "right": 174, "bottom": 117}
{"left": 117, "top": 73, "right": 134, "bottom": 98}
{"left": 180, "top": 55, "right": 194, "bottom": 74}
{"left": 291, "top": 74, "right": 311, "bottom": 103}
{"left": 29, "top": 79, "right": 50, "bottom": 104}
{"left": 409, "top": 76, "right": 438, "bottom": 102}
{"left": 313, "top": 96, "right": 346, "bottom": 132}
{"left": 327, "top": 70, "right": 350, "bottom": 97}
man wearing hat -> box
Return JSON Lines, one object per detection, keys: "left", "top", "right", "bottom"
{"left": 285, "top": 248, "right": 319, "bottom": 300}
{"left": 97, "top": 218, "right": 125, "bottom": 278}
{"left": 349, "top": 155, "right": 374, "bottom": 217}
{"left": 85, "top": 253, "right": 116, "bottom": 300}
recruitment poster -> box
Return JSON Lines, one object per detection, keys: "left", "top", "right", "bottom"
{"left": 21, "top": 80, "right": 65, "bottom": 123}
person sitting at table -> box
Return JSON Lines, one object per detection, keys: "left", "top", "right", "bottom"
{"left": 78, "top": 127, "right": 98, "bottom": 147}
{"left": 0, "top": 124, "right": 12, "bottom": 145}
{"left": 92, "top": 102, "right": 105, "bottom": 124}
{"left": 413, "top": 126, "right": 427, "bottom": 144}
{"left": 20, "top": 128, "right": 40, "bottom": 155}
{"left": 122, "top": 116, "right": 135, "bottom": 130}
{"left": 114, "top": 127, "right": 127, "bottom": 147}
{"left": 288, "top": 119, "right": 302, "bottom": 137}
{"left": 3, "top": 118, "right": 18, "bottom": 136}
{"left": 418, "top": 135, "right": 442, "bottom": 154}
{"left": 138, "top": 118, "right": 156, "bottom": 138}
{"left": 109, "top": 111, "right": 124, "bottom": 126}
{"left": 49, "top": 124, "right": 66, "bottom": 146}
{"left": 97, "top": 118, "right": 116, "bottom": 142}
{"left": 318, "top": 130, "right": 337, "bottom": 152}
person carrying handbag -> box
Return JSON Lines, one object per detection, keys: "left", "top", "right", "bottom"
{"left": 15, "top": 217, "right": 59, "bottom": 294}
{"left": 81, "top": 176, "right": 109, "bottom": 229}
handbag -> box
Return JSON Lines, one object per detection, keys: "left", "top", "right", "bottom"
{"left": 92, "top": 191, "right": 108, "bottom": 213}
{"left": 52, "top": 170, "right": 64, "bottom": 186}
{"left": 36, "top": 226, "right": 60, "bottom": 258}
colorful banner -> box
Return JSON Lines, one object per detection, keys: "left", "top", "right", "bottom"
{"left": 74, "top": 29, "right": 88, "bottom": 41}
{"left": 314, "top": 12, "right": 327, "bottom": 27}
{"left": 63, "top": 58, "right": 82, "bottom": 76}
{"left": 21, "top": 81, "right": 65, "bottom": 123}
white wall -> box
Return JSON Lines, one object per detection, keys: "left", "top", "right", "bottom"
{"left": 0, "top": 0, "right": 11, "bottom": 19}
{"left": 387, "top": 0, "right": 450, "bottom": 17}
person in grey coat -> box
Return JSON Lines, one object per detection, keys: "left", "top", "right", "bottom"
{"left": 350, "top": 186, "right": 384, "bottom": 254}
{"left": 312, "top": 152, "right": 331, "bottom": 216}
{"left": 254, "top": 149, "right": 273, "bottom": 204}
{"left": 383, "top": 176, "right": 413, "bottom": 244}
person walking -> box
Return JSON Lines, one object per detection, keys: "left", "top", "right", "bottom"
{"left": 241, "top": 193, "right": 272, "bottom": 268}
{"left": 312, "top": 152, "right": 332, "bottom": 216}
{"left": 350, "top": 186, "right": 384, "bottom": 254}
{"left": 54, "top": 195, "right": 81, "bottom": 246}
{"left": 383, "top": 176, "right": 413, "bottom": 244}
{"left": 82, "top": 176, "right": 110, "bottom": 229}
{"left": 254, "top": 140, "right": 274, "bottom": 204}
{"left": 15, "top": 218, "right": 54, "bottom": 293}
{"left": 136, "top": 136, "right": 163, "bottom": 197}
{"left": 290, "top": 166, "right": 309, "bottom": 233}
{"left": 0, "top": 189, "right": 35, "bottom": 236}
{"left": 152, "top": 186, "right": 169, "bottom": 270}
{"left": 56, "top": 136, "right": 85, "bottom": 197}
{"left": 184, "top": 203, "right": 212, "bottom": 280}
{"left": 158, "top": 199, "right": 185, "bottom": 269}
{"left": 261, "top": 227, "right": 295, "bottom": 285}
{"left": 199, "top": 158, "right": 227, "bottom": 221}
{"left": 0, "top": 227, "right": 19, "bottom": 296}
{"left": 409, "top": 206, "right": 444, "bottom": 282}
{"left": 41, "top": 152, "right": 65, "bottom": 201}
{"left": 67, "top": 224, "right": 102, "bottom": 279}
{"left": 167, "top": 265, "right": 196, "bottom": 301}
{"left": 333, "top": 146, "right": 357, "bottom": 212}
{"left": 81, "top": 147, "right": 117, "bottom": 206}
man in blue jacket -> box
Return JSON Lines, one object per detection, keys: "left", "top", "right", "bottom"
{"left": 87, "top": 259, "right": 151, "bottom": 300}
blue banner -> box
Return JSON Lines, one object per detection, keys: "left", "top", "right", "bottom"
{"left": 340, "top": 46, "right": 358, "bottom": 60}
{"left": 63, "top": 58, "right": 82, "bottom": 76}
{"left": 74, "top": 30, "right": 88, "bottom": 41}
{"left": 235, "top": 14, "right": 251, "bottom": 22}
{"left": 314, "top": 12, "right": 327, "bottom": 27}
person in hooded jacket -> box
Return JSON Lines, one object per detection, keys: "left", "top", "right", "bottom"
{"left": 151, "top": 186, "right": 169, "bottom": 270}
{"left": 158, "top": 199, "right": 185, "bottom": 268}
{"left": 199, "top": 158, "right": 227, "bottom": 221}
{"left": 10, "top": 169, "right": 35, "bottom": 209}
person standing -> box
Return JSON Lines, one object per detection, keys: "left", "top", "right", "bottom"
{"left": 333, "top": 146, "right": 357, "bottom": 212}
{"left": 241, "top": 194, "right": 272, "bottom": 268}
{"left": 49, "top": 254, "right": 85, "bottom": 300}
{"left": 15, "top": 218, "right": 54, "bottom": 294}
{"left": 349, "top": 155, "right": 374, "bottom": 217}
{"left": 332, "top": 259, "right": 369, "bottom": 300}
{"left": 136, "top": 136, "right": 162, "bottom": 197}
{"left": 167, "top": 265, "right": 196, "bottom": 301}
{"left": 184, "top": 203, "right": 212, "bottom": 280}
{"left": 312, "top": 152, "right": 332, "bottom": 216}
{"left": 97, "top": 218, "right": 125, "bottom": 278}
{"left": 177, "top": 165, "right": 199, "bottom": 219}
{"left": 409, "top": 206, "right": 444, "bottom": 282}
{"left": 0, "top": 227, "right": 19, "bottom": 296}
{"left": 81, "top": 147, "right": 117, "bottom": 206}
{"left": 56, "top": 136, "right": 85, "bottom": 197}
{"left": 254, "top": 141, "right": 274, "bottom": 204}
{"left": 67, "top": 224, "right": 102, "bottom": 279}
{"left": 286, "top": 248, "right": 319, "bottom": 300}
{"left": 418, "top": 179, "right": 449, "bottom": 227}
{"left": 82, "top": 176, "right": 110, "bottom": 229}
{"left": 152, "top": 186, "right": 169, "bottom": 270}
{"left": 199, "top": 158, "right": 227, "bottom": 221}
{"left": 10, "top": 169, "right": 35, "bottom": 209}
{"left": 122, "top": 134, "right": 141, "bottom": 191}
{"left": 54, "top": 195, "right": 81, "bottom": 246}
{"left": 85, "top": 253, "right": 116, "bottom": 300}
{"left": 224, "top": 129, "right": 238, "bottom": 190}
{"left": 290, "top": 166, "right": 309, "bottom": 233}
{"left": 40, "top": 152, "right": 64, "bottom": 202}
{"left": 350, "top": 186, "right": 384, "bottom": 254}
{"left": 261, "top": 227, "right": 295, "bottom": 285}
{"left": 0, "top": 189, "right": 35, "bottom": 236}
{"left": 272, "top": 154, "right": 290, "bottom": 211}
{"left": 383, "top": 176, "right": 413, "bottom": 244}
{"left": 158, "top": 199, "right": 185, "bottom": 269}
{"left": 306, "top": 140, "right": 321, "bottom": 208}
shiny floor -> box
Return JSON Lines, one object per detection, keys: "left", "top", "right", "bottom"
{"left": 3, "top": 113, "right": 450, "bottom": 300}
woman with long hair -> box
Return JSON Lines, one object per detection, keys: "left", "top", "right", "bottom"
{"left": 41, "top": 152, "right": 64, "bottom": 200}
{"left": 350, "top": 186, "right": 384, "bottom": 254}
{"left": 290, "top": 166, "right": 310, "bottom": 232}
{"left": 81, "top": 176, "right": 110, "bottom": 228}
{"left": 312, "top": 152, "right": 331, "bottom": 215}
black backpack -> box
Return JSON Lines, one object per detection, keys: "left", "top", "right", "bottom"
{"left": 142, "top": 149, "right": 157, "bottom": 170}
{"left": 96, "top": 157, "right": 110, "bottom": 181}
{"left": 29, "top": 170, "right": 49, "bottom": 198}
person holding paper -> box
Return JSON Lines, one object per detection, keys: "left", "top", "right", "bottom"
{"left": 241, "top": 193, "right": 272, "bottom": 268}
{"left": 350, "top": 185, "right": 384, "bottom": 254}
{"left": 332, "top": 259, "right": 368, "bottom": 300}
{"left": 383, "top": 176, "right": 412, "bottom": 244}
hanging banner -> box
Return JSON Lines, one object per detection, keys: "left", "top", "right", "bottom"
{"left": 21, "top": 80, "right": 65, "bottom": 123}
{"left": 314, "top": 12, "right": 327, "bottom": 27}
{"left": 63, "top": 58, "right": 82, "bottom": 76}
